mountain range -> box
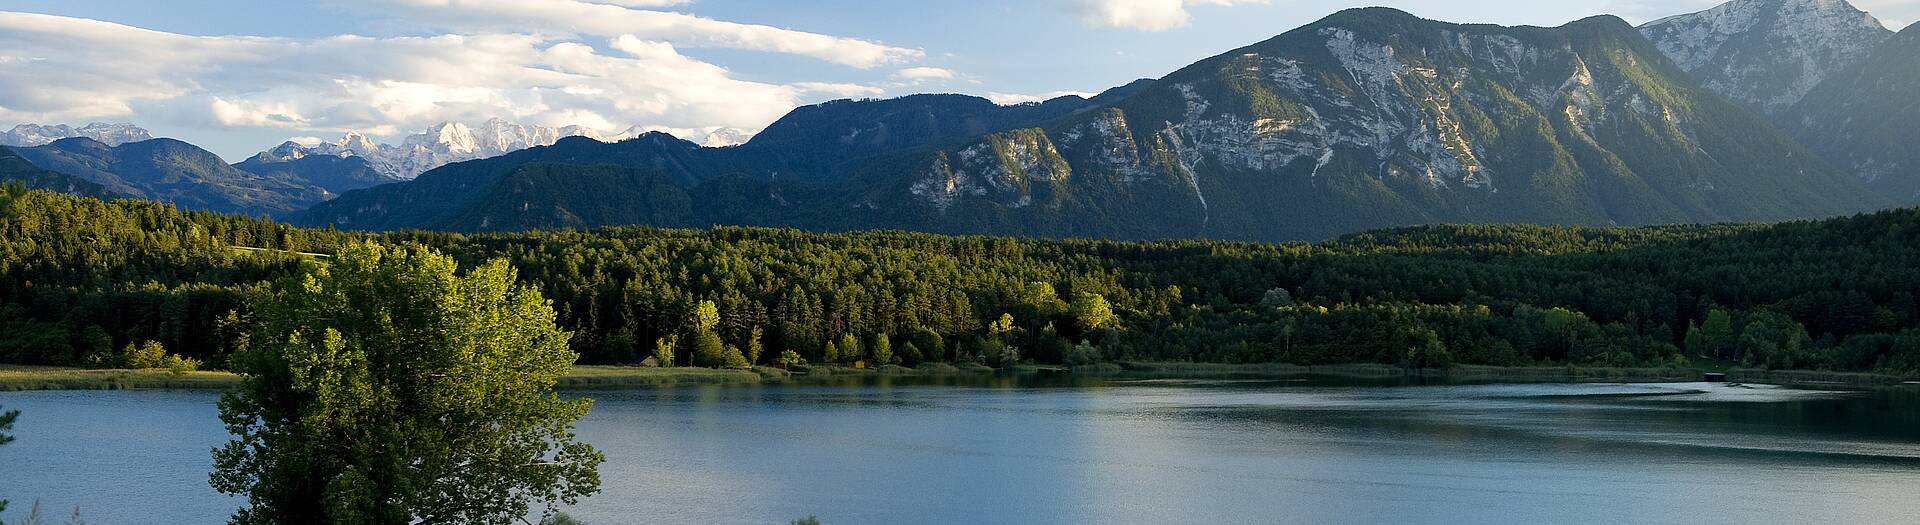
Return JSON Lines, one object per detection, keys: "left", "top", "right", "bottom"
{"left": 295, "top": 3, "right": 1896, "bottom": 240}
{"left": 0, "top": 123, "right": 152, "bottom": 148}
{"left": 283, "top": 119, "right": 757, "bottom": 179}
{"left": 5, "top": 0, "right": 1915, "bottom": 240}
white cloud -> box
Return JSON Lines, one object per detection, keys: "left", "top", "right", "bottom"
{"left": 587, "top": 0, "right": 694, "bottom": 6}
{"left": 1854, "top": 0, "right": 1920, "bottom": 30}
{"left": 893, "top": 66, "right": 958, "bottom": 81}
{"left": 1059, "top": 0, "right": 1269, "bottom": 31}
{"left": 0, "top": 11, "right": 879, "bottom": 139}
{"left": 792, "top": 82, "right": 888, "bottom": 98}
{"left": 986, "top": 91, "right": 1101, "bottom": 105}
{"left": 339, "top": 0, "right": 921, "bottom": 68}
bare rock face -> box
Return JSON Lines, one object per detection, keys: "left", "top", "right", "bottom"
{"left": 1786, "top": 22, "right": 1920, "bottom": 202}
{"left": 1640, "top": 0, "right": 1891, "bottom": 115}
{"left": 891, "top": 8, "right": 1879, "bottom": 239}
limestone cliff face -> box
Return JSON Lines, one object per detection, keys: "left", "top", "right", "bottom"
{"left": 890, "top": 8, "right": 1880, "bottom": 240}
{"left": 1640, "top": 0, "right": 1891, "bottom": 115}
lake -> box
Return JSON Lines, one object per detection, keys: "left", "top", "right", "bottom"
{"left": 3, "top": 376, "right": 1919, "bottom": 524}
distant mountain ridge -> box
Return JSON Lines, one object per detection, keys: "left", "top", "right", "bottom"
{"left": 278, "top": 119, "right": 760, "bottom": 179}
{"left": 0, "top": 123, "right": 153, "bottom": 148}
{"left": 295, "top": 8, "right": 1888, "bottom": 240}
{"left": 294, "top": 89, "right": 1131, "bottom": 231}
{"left": 232, "top": 143, "right": 402, "bottom": 198}
{"left": 0, "top": 135, "right": 408, "bottom": 215}
{"left": 0, "top": 147, "right": 117, "bottom": 199}
{"left": 6, "top": 137, "right": 326, "bottom": 215}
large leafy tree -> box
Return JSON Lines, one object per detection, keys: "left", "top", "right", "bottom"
{"left": 210, "top": 243, "right": 602, "bottom": 524}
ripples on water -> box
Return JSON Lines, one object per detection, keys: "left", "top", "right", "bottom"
{"left": 2, "top": 378, "right": 1918, "bottom": 524}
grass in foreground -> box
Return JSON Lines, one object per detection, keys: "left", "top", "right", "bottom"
{"left": 0, "top": 364, "right": 240, "bottom": 391}
{"left": 559, "top": 365, "right": 773, "bottom": 389}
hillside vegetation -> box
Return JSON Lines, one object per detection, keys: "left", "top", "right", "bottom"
{"left": 4, "top": 186, "right": 1919, "bottom": 374}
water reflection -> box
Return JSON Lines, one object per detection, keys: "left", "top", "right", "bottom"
{"left": 2, "top": 378, "right": 1918, "bottom": 524}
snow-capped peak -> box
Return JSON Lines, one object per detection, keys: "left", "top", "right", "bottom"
{"left": 0, "top": 122, "right": 153, "bottom": 147}
{"left": 337, "top": 132, "right": 381, "bottom": 156}
{"left": 607, "top": 125, "right": 758, "bottom": 147}
{"left": 263, "top": 119, "right": 638, "bottom": 179}
{"left": 701, "top": 127, "right": 753, "bottom": 148}
{"left": 263, "top": 141, "right": 309, "bottom": 161}
{"left": 410, "top": 121, "right": 478, "bottom": 155}
{"left": 248, "top": 119, "right": 758, "bottom": 180}
{"left": 1641, "top": 0, "right": 1891, "bottom": 113}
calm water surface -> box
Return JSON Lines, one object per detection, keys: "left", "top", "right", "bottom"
{"left": 3, "top": 377, "right": 1918, "bottom": 524}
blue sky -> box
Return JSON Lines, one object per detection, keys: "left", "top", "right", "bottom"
{"left": 1, "top": 0, "right": 1913, "bottom": 160}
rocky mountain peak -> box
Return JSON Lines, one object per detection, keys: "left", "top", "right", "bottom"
{"left": 262, "top": 120, "right": 633, "bottom": 179}
{"left": 1640, "top": 0, "right": 1891, "bottom": 114}
{"left": 699, "top": 127, "right": 752, "bottom": 148}
{"left": 260, "top": 141, "right": 310, "bottom": 162}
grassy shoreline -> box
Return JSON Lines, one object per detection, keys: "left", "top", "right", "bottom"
{"left": 3, "top": 363, "right": 1912, "bottom": 392}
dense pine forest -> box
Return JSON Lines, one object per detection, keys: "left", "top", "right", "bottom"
{"left": 3, "top": 184, "right": 1918, "bottom": 374}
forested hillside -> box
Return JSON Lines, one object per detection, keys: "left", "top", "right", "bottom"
{"left": 4, "top": 186, "right": 1918, "bottom": 373}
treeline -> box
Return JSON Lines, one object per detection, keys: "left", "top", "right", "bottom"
{"left": 3, "top": 184, "right": 1919, "bottom": 374}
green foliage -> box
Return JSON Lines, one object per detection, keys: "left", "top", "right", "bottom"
{"left": 987, "top": 314, "right": 1017, "bottom": 338}
{"left": 1070, "top": 293, "right": 1117, "bottom": 332}
{"left": 7, "top": 189, "right": 1920, "bottom": 376}
{"left": 871, "top": 334, "right": 895, "bottom": 365}
{"left": 744, "top": 326, "right": 765, "bottom": 365}
{"left": 1690, "top": 309, "right": 1736, "bottom": 360}
{"left": 1065, "top": 340, "right": 1102, "bottom": 366}
{"left": 121, "top": 341, "right": 167, "bottom": 369}
{"left": 1017, "top": 283, "right": 1067, "bottom": 319}
{"left": 1260, "top": 288, "right": 1294, "bottom": 307}
{"left": 208, "top": 243, "right": 602, "bottom": 524}
{"left": 836, "top": 333, "right": 863, "bottom": 364}
{"left": 1400, "top": 327, "right": 1452, "bottom": 369}
{"left": 162, "top": 354, "right": 202, "bottom": 375}
{"left": 653, "top": 335, "right": 678, "bottom": 367}
{"left": 692, "top": 300, "right": 721, "bottom": 333}
{"left": 688, "top": 331, "right": 730, "bottom": 368}
{"left": 908, "top": 328, "right": 946, "bottom": 363}
{"left": 779, "top": 350, "right": 804, "bottom": 367}
{"left": 984, "top": 341, "right": 1020, "bottom": 369}
{"left": 899, "top": 342, "right": 924, "bottom": 365}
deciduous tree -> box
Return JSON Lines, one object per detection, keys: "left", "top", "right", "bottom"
{"left": 209, "top": 243, "right": 602, "bottom": 525}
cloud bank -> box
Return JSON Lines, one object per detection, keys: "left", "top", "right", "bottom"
{"left": 1059, "top": 0, "right": 1270, "bottom": 31}
{"left": 0, "top": 6, "right": 905, "bottom": 139}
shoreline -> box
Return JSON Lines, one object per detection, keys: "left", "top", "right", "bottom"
{"left": 2, "top": 363, "right": 1911, "bottom": 392}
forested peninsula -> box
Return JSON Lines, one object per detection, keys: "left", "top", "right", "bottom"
{"left": 4, "top": 185, "right": 1918, "bottom": 375}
